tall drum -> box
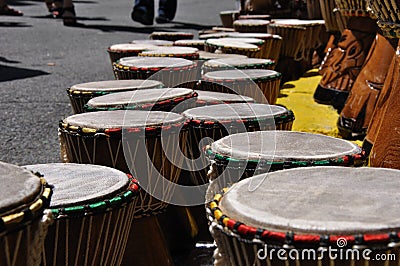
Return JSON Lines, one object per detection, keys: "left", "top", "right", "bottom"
{"left": 0, "top": 162, "right": 52, "bottom": 266}
{"left": 23, "top": 163, "right": 139, "bottom": 266}
{"left": 113, "top": 57, "right": 198, "bottom": 88}
{"left": 67, "top": 80, "right": 163, "bottom": 114}
{"left": 207, "top": 166, "right": 400, "bottom": 266}
{"left": 183, "top": 103, "right": 294, "bottom": 186}
{"left": 201, "top": 69, "right": 282, "bottom": 104}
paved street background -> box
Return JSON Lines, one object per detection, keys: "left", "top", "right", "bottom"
{"left": 0, "top": 0, "right": 237, "bottom": 165}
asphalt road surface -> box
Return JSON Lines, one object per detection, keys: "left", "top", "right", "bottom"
{"left": 0, "top": 0, "right": 237, "bottom": 165}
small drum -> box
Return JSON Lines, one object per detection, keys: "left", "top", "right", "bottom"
{"left": 238, "top": 14, "right": 271, "bottom": 20}
{"left": 232, "top": 19, "right": 270, "bottom": 33}
{"left": 206, "top": 131, "right": 365, "bottom": 182}
{"left": 204, "top": 38, "right": 260, "bottom": 58}
{"left": 338, "top": 33, "right": 397, "bottom": 139}
{"left": 67, "top": 79, "right": 163, "bottom": 114}
{"left": 201, "top": 69, "right": 282, "bottom": 104}
{"left": 131, "top": 39, "right": 173, "bottom": 46}
{"left": 174, "top": 39, "right": 205, "bottom": 51}
{"left": 23, "top": 163, "right": 138, "bottom": 266}
{"left": 219, "top": 10, "right": 240, "bottom": 28}
{"left": 0, "top": 162, "right": 52, "bottom": 266}
{"left": 84, "top": 87, "right": 197, "bottom": 113}
{"left": 112, "top": 57, "right": 198, "bottom": 88}
{"left": 194, "top": 90, "right": 255, "bottom": 107}
{"left": 207, "top": 166, "right": 400, "bottom": 266}
{"left": 183, "top": 103, "right": 294, "bottom": 186}
{"left": 138, "top": 46, "right": 199, "bottom": 60}
{"left": 201, "top": 58, "right": 275, "bottom": 75}
{"left": 227, "top": 32, "right": 283, "bottom": 61}
{"left": 107, "top": 43, "right": 158, "bottom": 64}
{"left": 268, "top": 22, "right": 306, "bottom": 59}
{"left": 197, "top": 51, "right": 248, "bottom": 61}
{"left": 199, "top": 32, "right": 230, "bottom": 40}
{"left": 150, "top": 31, "right": 194, "bottom": 41}
{"left": 270, "top": 19, "right": 325, "bottom": 61}
{"left": 217, "top": 37, "right": 266, "bottom": 58}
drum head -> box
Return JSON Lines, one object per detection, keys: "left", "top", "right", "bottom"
{"left": 210, "top": 131, "right": 361, "bottom": 161}
{"left": 117, "top": 56, "right": 195, "bottom": 68}
{"left": 183, "top": 103, "right": 287, "bottom": 121}
{"left": 233, "top": 19, "right": 270, "bottom": 26}
{"left": 219, "top": 166, "right": 400, "bottom": 234}
{"left": 198, "top": 51, "right": 248, "bottom": 60}
{"left": 131, "top": 39, "right": 173, "bottom": 46}
{"left": 108, "top": 43, "right": 158, "bottom": 52}
{"left": 86, "top": 88, "right": 194, "bottom": 108}
{"left": 70, "top": 80, "right": 163, "bottom": 93}
{"left": 24, "top": 163, "right": 129, "bottom": 208}
{"left": 63, "top": 110, "right": 186, "bottom": 129}
{"left": 199, "top": 32, "right": 230, "bottom": 40}
{"left": 174, "top": 40, "right": 205, "bottom": 46}
{"left": 204, "top": 69, "right": 280, "bottom": 81}
{"left": 204, "top": 58, "right": 274, "bottom": 69}
{"left": 195, "top": 90, "right": 254, "bottom": 103}
{"left": 206, "top": 38, "right": 259, "bottom": 50}
{"left": 0, "top": 162, "right": 42, "bottom": 215}
{"left": 218, "top": 37, "right": 265, "bottom": 45}
{"left": 228, "top": 32, "right": 282, "bottom": 40}
{"left": 139, "top": 46, "right": 199, "bottom": 57}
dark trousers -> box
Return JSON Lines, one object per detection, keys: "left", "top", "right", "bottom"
{"left": 134, "top": 0, "right": 177, "bottom": 20}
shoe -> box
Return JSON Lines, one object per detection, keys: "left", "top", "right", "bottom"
{"left": 155, "top": 15, "right": 171, "bottom": 24}
{"left": 0, "top": 5, "right": 23, "bottom": 16}
{"left": 131, "top": 9, "right": 153, "bottom": 26}
{"left": 62, "top": 6, "right": 77, "bottom": 26}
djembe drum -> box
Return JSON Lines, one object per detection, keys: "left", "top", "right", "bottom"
{"left": 131, "top": 39, "right": 173, "bottom": 46}
{"left": 227, "top": 32, "right": 283, "bottom": 61}
{"left": 232, "top": 19, "right": 270, "bottom": 33}
{"left": 84, "top": 87, "right": 197, "bottom": 113}
{"left": 219, "top": 10, "right": 239, "bottom": 28}
{"left": 314, "top": 0, "right": 378, "bottom": 112}
{"left": 59, "top": 110, "right": 188, "bottom": 265}
{"left": 204, "top": 38, "right": 260, "bottom": 58}
{"left": 212, "top": 37, "right": 267, "bottom": 59}
{"left": 338, "top": 33, "right": 397, "bottom": 139}
{"left": 0, "top": 161, "right": 52, "bottom": 266}
{"left": 197, "top": 51, "right": 248, "bottom": 61}
{"left": 194, "top": 90, "right": 255, "bottom": 107}
{"left": 112, "top": 57, "right": 198, "bottom": 88}
{"left": 201, "top": 58, "right": 275, "bottom": 75}
{"left": 67, "top": 80, "right": 163, "bottom": 114}
{"left": 183, "top": 103, "right": 294, "bottom": 186}
{"left": 201, "top": 69, "right": 282, "bottom": 104}
{"left": 150, "top": 31, "right": 194, "bottom": 41}
{"left": 206, "top": 131, "right": 365, "bottom": 185}
{"left": 138, "top": 46, "right": 199, "bottom": 60}
{"left": 199, "top": 32, "right": 230, "bottom": 40}
{"left": 107, "top": 43, "right": 157, "bottom": 65}
{"left": 23, "top": 163, "right": 139, "bottom": 266}
{"left": 207, "top": 166, "right": 400, "bottom": 266}
{"left": 174, "top": 39, "right": 205, "bottom": 51}
{"left": 181, "top": 103, "right": 294, "bottom": 242}
{"left": 362, "top": 1, "right": 400, "bottom": 169}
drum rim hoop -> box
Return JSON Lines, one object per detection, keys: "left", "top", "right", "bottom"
{"left": 83, "top": 91, "right": 197, "bottom": 112}
{"left": 0, "top": 175, "right": 52, "bottom": 233}
{"left": 207, "top": 187, "right": 400, "bottom": 248}
{"left": 50, "top": 178, "right": 139, "bottom": 219}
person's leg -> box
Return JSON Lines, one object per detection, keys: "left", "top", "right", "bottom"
{"left": 132, "top": 0, "right": 154, "bottom": 25}
{"left": 156, "top": 0, "right": 176, "bottom": 23}
{"left": 62, "top": 0, "right": 76, "bottom": 26}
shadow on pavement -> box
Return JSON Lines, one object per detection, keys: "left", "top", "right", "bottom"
{"left": 0, "top": 64, "right": 49, "bottom": 82}
{"left": 0, "top": 22, "right": 31, "bottom": 27}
